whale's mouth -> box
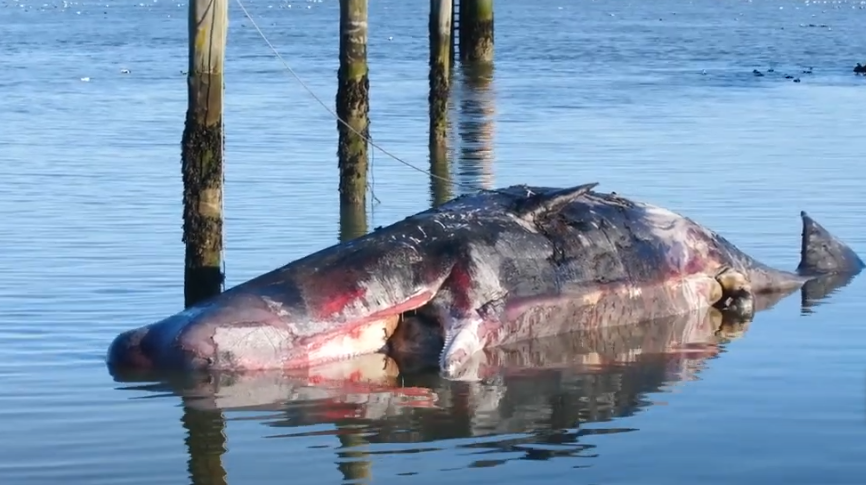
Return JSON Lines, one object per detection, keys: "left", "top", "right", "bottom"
{"left": 290, "top": 297, "right": 451, "bottom": 371}
{"left": 386, "top": 307, "right": 445, "bottom": 370}
{"left": 107, "top": 291, "right": 447, "bottom": 374}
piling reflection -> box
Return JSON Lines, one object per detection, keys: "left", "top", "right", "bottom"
{"left": 338, "top": 201, "right": 368, "bottom": 243}
{"left": 429, "top": 139, "right": 454, "bottom": 207}
{"left": 455, "top": 62, "right": 496, "bottom": 193}
{"left": 110, "top": 274, "right": 854, "bottom": 483}
{"left": 181, "top": 405, "right": 228, "bottom": 485}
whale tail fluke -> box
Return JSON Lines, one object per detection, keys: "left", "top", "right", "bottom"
{"left": 797, "top": 211, "right": 864, "bottom": 276}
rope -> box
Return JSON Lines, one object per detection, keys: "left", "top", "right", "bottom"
{"left": 233, "top": 0, "right": 480, "bottom": 191}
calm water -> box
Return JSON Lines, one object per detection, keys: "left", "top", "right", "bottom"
{"left": 2, "top": 0, "right": 866, "bottom": 483}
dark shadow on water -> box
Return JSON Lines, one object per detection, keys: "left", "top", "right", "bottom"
{"left": 109, "top": 276, "right": 855, "bottom": 483}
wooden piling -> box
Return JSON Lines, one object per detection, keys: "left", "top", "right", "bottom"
{"left": 181, "top": 0, "right": 227, "bottom": 308}
{"left": 458, "top": 0, "right": 494, "bottom": 63}
{"left": 429, "top": 0, "right": 454, "bottom": 207}
{"left": 429, "top": 0, "right": 453, "bottom": 147}
{"left": 337, "top": 0, "right": 370, "bottom": 209}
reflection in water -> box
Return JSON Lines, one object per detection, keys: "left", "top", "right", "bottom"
{"left": 427, "top": 60, "right": 495, "bottom": 206}
{"left": 111, "top": 275, "right": 853, "bottom": 482}
{"left": 429, "top": 140, "right": 453, "bottom": 207}
{"left": 456, "top": 62, "right": 496, "bottom": 193}
{"left": 336, "top": 426, "right": 372, "bottom": 482}
{"left": 800, "top": 272, "right": 857, "bottom": 315}
{"left": 181, "top": 405, "right": 228, "bottom": 485}
{"left": 339, "top": 201, "right": 368, "bottom": 243}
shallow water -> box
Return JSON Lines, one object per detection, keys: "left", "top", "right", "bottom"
{"left": 2, "top": 0, "right": 866, "bottom": 483}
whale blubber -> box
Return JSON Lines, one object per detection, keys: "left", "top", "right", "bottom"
{"left": 708, "top": 278, "right": 724, "bottom": 307}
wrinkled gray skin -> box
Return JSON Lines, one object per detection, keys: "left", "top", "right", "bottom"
{"left": 107, "top": 183, "right": 864, "bottom": 380}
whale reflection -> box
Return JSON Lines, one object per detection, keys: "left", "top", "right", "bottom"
{"left": 110, "top": 275, "right": 853, "bottom": 482}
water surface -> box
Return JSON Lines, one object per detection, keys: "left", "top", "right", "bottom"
{"left": 2, "top": 0, "right": 866, "bottom": 483}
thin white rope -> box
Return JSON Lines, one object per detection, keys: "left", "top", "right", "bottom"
{"left": 233, "top": 0, "right": 472, "bottom": 190}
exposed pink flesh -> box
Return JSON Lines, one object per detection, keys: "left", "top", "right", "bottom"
{"left": 278, "top": 290, "right": 437, "bottom": 369}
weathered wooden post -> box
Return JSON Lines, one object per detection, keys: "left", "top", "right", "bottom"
{"left": 337, "top": 0, "right": 370, "bottom": 210}
{"left": 458, "top": 0, "right": 493, "bottom": 63}
{"left": 181, "top": 0, "right": 227, "bottom": 308}
{"left": 429, "top": 0, "right": 454, "bottom": 206}
{"left": 429, "top": 0, "right": 453, "bottom": 147}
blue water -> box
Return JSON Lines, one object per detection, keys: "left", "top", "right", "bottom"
{"left": 2, "top": 0, "right": 866, "bottom": 483}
